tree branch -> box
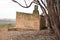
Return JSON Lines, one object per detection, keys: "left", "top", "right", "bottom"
{"left": 24, "top": 0, "right": 27, "bottom": 6}
{"left": 41, "top": 0, "right": 47, "bottom": 9}
{"left": 12, "top": 0, "right": 34, "bottom": 8}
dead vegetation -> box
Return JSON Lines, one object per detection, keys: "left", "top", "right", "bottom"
{"left": 0, "top": 26, "right": 59, "bottom": 40}
{"left": 0, "top": 29, "right": 58, "bottom": 40}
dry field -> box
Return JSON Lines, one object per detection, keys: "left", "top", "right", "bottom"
{"left": 0, "top": 29, "right": 58, "bottom": 40}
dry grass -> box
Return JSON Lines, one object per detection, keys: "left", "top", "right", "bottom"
{"left": 0, "top": 27, "right": 59, "bottom": 40}
{"left": 0, "top": 30, "right": 58, "bottom": 40}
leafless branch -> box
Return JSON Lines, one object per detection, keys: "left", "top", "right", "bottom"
{"left": 12, "top": 0, "right": 34, "bottom": 8}
{"left": 24, "top": 0, "right": 27, "bottom": 6}
{"left": 41, "top": 0, "right": 47, "bottom": 9}
{"left": 35, "top": 0, "right": 53, "bottom": 31}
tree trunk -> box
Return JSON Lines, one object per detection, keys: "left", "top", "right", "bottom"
{"left": 46, "top": 0, "right": 60, "bottom": 40}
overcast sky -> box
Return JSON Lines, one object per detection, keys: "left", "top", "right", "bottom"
{"left": 0, "top": 0, "right": 42, "bottom": 19}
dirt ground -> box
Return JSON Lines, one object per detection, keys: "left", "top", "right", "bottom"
{"left": 0, "top": 30, "right": 58, "bottom": 40}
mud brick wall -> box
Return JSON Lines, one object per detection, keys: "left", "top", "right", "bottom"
{"left": 16, "top": 12, "right": 40, "bottom": 30}
{"left": 16, "top": 5, "right": 40, "bottom": 30}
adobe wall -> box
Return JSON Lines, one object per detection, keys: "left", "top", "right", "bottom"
{"left": 16, "top": 12, "right": 40, "bottom": 30}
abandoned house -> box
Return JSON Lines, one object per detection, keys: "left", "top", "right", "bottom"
{"left": 16, "top": 5, "right": 47, "bottom": 30}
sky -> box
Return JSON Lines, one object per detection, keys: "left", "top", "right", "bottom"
{"left": 0, "top": 0, "right": 42, "bottom": 19}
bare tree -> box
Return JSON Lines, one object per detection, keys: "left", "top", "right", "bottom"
{"left": 46, "top": 0, "right": 60, "bottom": 40}
{"left": 12, "top": 0, "right": 60, "bottom": 40}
